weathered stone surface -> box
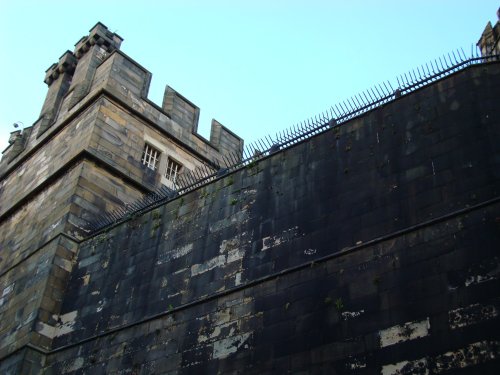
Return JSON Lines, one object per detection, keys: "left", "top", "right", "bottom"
{"left": 41, "top": 62, "right": 500, "bottom": 373}
{"left": 0, "top": 22, "right": 244, "bottom": 372}
{"left": 1, "top": 23, "right": 499, "bottom": 374}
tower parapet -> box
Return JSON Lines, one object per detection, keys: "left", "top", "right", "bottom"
{"left": 38, "top": 51, "right": 77, "bottom": 135}
{"left": 477, "top": 8, "right": 500, "bottom": 56}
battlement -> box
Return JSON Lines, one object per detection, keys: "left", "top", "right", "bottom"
{"left": 73, "top": 22, "right": 123, "bottom": 59}
{"left": 0, "top": 22, "right": 243, "bottom": 176}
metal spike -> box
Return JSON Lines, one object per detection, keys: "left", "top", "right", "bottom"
{"left": 387, "top": 80, "right": 394, "bottom": 92}
{"left": 416, "top": 66, "right": 423, "bottom": 79}
{"left": 431, "top": 60, "right": 438, "bottom": 74}
{"left": 194, "top": 168, "right": 203, "bottom": 180}
{"left": 437, "top": 56, "right": 444, "bottom": 70}
{"left": 447, "top": 52, "right": 454, "bottom": 66}
{"left": 202, "top": 164, "right": 212, "bottom": 176}
{"left": 180, "top": 173, "right": 191, "bottom": 187}
{"left": 221, "top": 154, "right": 231, "bottom": 167}
{"left": 364, "top": 89, "right": 374, "bottom": 102}
{"left": 380, "top": 81, "right": 388, "bottom": 95}
{"left": 369, "top": 87, "right": 379, "bottom": 100}
{"left": 361, "top": 92, "right": 370, "bottom": 105}
{"left": 333, "top": 105, "right": 342, "bottom": 116}
{"left": 335, "top": 104, "right": 344, "bottom": 116}
{"left": 407, "top": 70, "right": 414, "bottom": 82}
{"left": 458, "top": 48, "right": 465, "bottom": 61}
{"left": 409, "top": 69, "right": 417, "bottom": 82}
{"left": 264, "top": 135, "right": 274, "bottom": 149}
{"left": 413, "top": 68, "right": 421, "bottom": 81}
{"left": 377, "top": 83, "right": 388, "bottom": 97}
{"left": 255, "top": 138, "right": 265, "bottom": 151}
{"left": 353, "top": 95, "right": 363, "bottom": 108}
{"left": 424, "top": 63, "right": 431, "bottom": 76}
{"left": 442, "top": 54, "right": 449, "bottom": 67}
{"left": 347, "top": 97, "right": 358, "bottom": 110}
{"left": 177, "top": 174, "right": 187, "bottom": 187}
{"left": 443, "top": 55, "right": 452, "bottom": 69}
{"left": 338, "top": 102, "right": 347, "bottom": 114}
{"left": 401, "top": 74, "right": 409, "bottom": 87}
{"left": 402, "top": 73, "right": 410, "bottom": 86}
{"left": 242, "top": 147, "right": 251, "bottom": 161}
{"left": 278, "top": 130, "right": 285, "bottom": 141}
{"left": 360, "top": 91, "right": 371, "bottom": 105}
{"left": 311, "top": 117, "right": 317, "bottom": 128}
{"left": 421, "top": 64, "right": 427, "bottom": 76}
{"left": 199, "top": 167, "right": 208, "bottom": 180}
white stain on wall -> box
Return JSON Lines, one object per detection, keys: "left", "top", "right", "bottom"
{"left": 379, "top": 318, "right": 430, "bottom": 348}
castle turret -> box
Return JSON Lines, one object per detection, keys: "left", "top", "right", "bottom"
{"left": 66, "top": 23, "right": 123, "bottom": 109}
{"left": 38, "top": 51, "right": 77, "bottom": 135}
{"left": 477, "top": 8, "right": 500, "bottom": 56}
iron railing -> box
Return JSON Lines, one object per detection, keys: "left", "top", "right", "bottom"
{"left": 86, "top": 48, "right": 499, "bottom": 234}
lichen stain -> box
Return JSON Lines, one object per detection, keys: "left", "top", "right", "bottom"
{"left": 379, "top": 318, "right": 430, "bottom": 348}
{"left": 449, "top": 303, "right": 498, "bottom": 329}
{"left": 212, "top": 332, "right": 251, "bottom": 359}
{"left": 382, "top": 358, "right": 428, "bottom": 375}
{"left": 434, "top": 340, "right": 500, "bottom": 373}
{"left": 261, "top": 226, "right": 302, "bottom": 251}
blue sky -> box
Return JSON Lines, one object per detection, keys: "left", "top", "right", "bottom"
{"left": 0, "top": 1, "right": 498, "bottom": 154}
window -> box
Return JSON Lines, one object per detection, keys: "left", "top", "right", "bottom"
{"left": 141, "top": 143, "right": 161, "bottom": 171}
{"left": 165, "top": 157, "right": 182, "bottom": 184}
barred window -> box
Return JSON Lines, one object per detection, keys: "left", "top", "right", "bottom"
{"left": 165, "top": 157, "right": 182, "bottom": 184}
{"left": 141, "top": 143, "right": 161, "bottom": 171}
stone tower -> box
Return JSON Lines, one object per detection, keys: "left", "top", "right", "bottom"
{"left": 477, "top": 8, "right": 500, "bottom": 56}
{"left": 0, "top": 22, "right": 242, "bottom": 372}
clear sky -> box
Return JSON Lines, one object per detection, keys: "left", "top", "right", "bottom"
{"left": 0, "top": 1, "right": 498, "bottom": 154}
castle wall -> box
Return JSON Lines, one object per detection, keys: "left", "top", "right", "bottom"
{"left": 0, "top": 163, "right": 82, "bottom": 359}
{"left": 0, "top": 164, "right": 82, "bottom": 274}
{"left": 89, "top": 97, "right": 210, "bottom": 188}
{"left": 0, "top": 105, "right": 97, "bottom": 219}
{"left": 40, "top": 62, "right": 500, "bottom": 373}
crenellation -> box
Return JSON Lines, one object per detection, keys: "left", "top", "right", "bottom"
{"left": 43, "top": 50, "right": 77, "bottom": 86}
{"left": 1, "top": 18, "right": 500, "bottom": 374}
{"left": 74, "top": 22, "right": 123, "bottom": 59}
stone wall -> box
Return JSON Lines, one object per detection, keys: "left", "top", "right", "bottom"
{"left": 32, "top": 62, "right": 500, "bottom": 373}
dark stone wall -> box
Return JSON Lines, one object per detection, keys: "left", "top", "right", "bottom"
{"left": 39, "top": 62, "right": 500, "bottom": 373}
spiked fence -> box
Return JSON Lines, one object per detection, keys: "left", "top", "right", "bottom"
{"left": 86, "top": 48, "right": 498, "bottom": 234}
